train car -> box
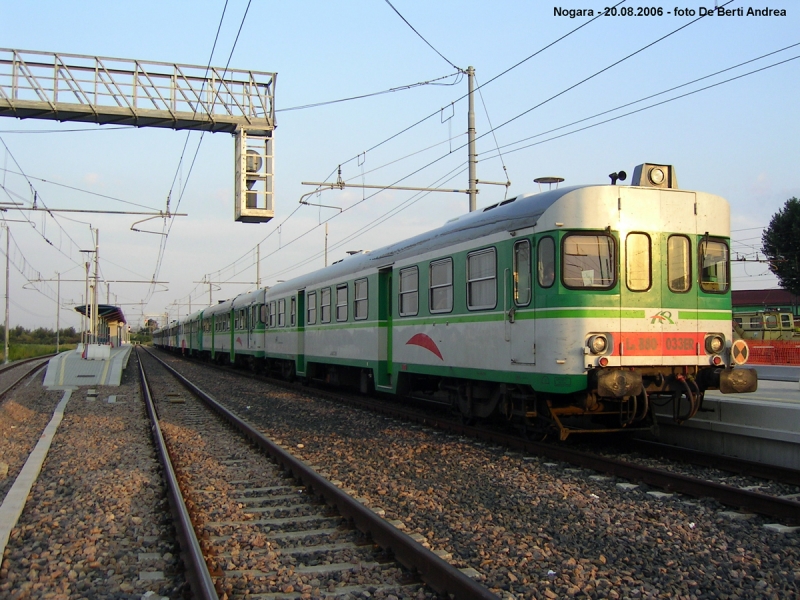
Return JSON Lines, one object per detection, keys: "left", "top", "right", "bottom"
{"left": 231, "top": 289, "right": 267, "bottom": 367}
{"left": 203, "top": 297, "right": 234, "bottom": 363}
{"left": 733, "top": 309, "right": 800, "bottom": 341}
{"left": 155, "top": 162, "right": 757, "bottom": 439}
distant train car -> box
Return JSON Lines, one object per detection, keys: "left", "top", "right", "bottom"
{"left": 155, "top": 162, "right": 757, "bottom": 439}
{"left": 733, "top": 309, "right": 800, "bottom": 341}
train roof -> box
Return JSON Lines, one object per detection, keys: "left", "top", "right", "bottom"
{"left": 267, "top": 184, "right": 586, "bottom": 294}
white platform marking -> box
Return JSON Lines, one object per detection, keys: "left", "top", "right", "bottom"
{"left": 0, "top": 389, "right": 72, "bottom": 557}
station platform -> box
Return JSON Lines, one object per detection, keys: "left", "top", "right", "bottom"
{"left": 43, "top": 344, "right": 133, "bottom": 389}
{"left": 652, "top": 373, "right": 800, "bottom": 470}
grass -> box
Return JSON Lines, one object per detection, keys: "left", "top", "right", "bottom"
{"left": 0, "top": 343, "right": 77, "bottom": 362}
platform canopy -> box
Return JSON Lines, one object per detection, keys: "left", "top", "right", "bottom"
{"left": 75, "top": 304, "right": 126, "bottom": 324}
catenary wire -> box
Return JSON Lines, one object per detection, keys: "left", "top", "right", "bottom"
{"left": 483, "top": 53, "right": 800, "bottom": 159}
{"left": 277, "top": 72, "right": 462, "bottom": 112}
{"left": 177, "top": 1, "right": 737, "bottom": 305}
{"left": 0, "top": 139, "right": 88, "bottom": 266}
{"left": 495, "top": 40, "right": 800, "bottom": 153}
{"left": 0, "top": 167, "right": 162, "bottom": 211}
{"left": 184, "top": 6, "right": 623, "bottom": 292}
{"left": 383, "top": 0, "right": 461, "bottom": 71}
{"left": 317, "top": 2, "right": 622, "bottom": 182}
{"left": 145, "top": 0, "right": 248, "bottom": 307}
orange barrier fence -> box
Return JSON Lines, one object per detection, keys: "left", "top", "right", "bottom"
{"left": 745, "top": 340, "right": 800, "bottom": 365}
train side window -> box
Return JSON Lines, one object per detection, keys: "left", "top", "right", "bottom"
{"left": 749, "top": 316, "right": 761, "bottom": 328}
{"left": 765, "top": 314, "right": 778, "bottom": 329}
{"left": 290, "top": 297, "right": 296, "bottom": 327}
{"left": 537, "top": 237, "right": 555, "bottom": 288}
{"left": 699, "top": 238, "right": 729, "bottom": 293}
{"left": 260, "top": 304, "right": 267, "bottom": 325}
{"left": 562, "top": 234, "right": 616, "bottom": 290}
{"left": 781, "top": 313, "right": 793, "bottom": 329}
{"left": 626, "top": 233, "right": 651, "bottom": 292}
{"left": 336, "top": 284, "right": 348, "bottom": 322}
{"left": 399, "top": 267, "right": 419, "bottom": 316}
{"left": 429, "top": 258, "right": 453, "bottom": 313}
{"left": 513, "top": 241, "right": 531, "bottom": 306}
{"left": 269, "top": 301, "right": 276, "bottom": 328}
{"left": 354, "top": 279, "right": 368, "bottom": 320}
{"left": 467, "top": 248, "right": 497, "bottom": 310}
{"left": 667, "top": 235, "right": 691, "bottom": 293}
{"left": 278, "top": 299, "right": 286, "bottom": 327}
{"left": 307, "top": 291, "right": 317, "bottom": 325}
{"left": 321, "top": 288, "right": 331, "bottom": 323}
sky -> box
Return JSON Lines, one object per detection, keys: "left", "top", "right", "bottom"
{"left": 0, "top": 0, "right": 798, "bottom": 331}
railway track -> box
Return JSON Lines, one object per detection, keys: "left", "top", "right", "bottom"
{"left": 0, "top": 354, "right": 53, "bottom": 398}
{"left": 0, "top": 355, "right": 58, "bottom": 506}
{"left": 154, "top": 349, "right": 800, "bottom": 525}
{"left": 138, "top": 347, "right": 498, "bottom": 599}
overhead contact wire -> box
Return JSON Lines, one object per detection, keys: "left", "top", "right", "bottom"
{"left": 383, "top": 0, "right": 461, "bottom": 71}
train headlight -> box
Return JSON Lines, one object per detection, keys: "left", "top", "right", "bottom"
{"left": 705, "top": 334, "right": 725, "bottom": 354}
{"left": 648, "top": 167, "right": 665, "bottom": 186}
{"left": 588, "top": 334, "right": 608, "bottom": 355}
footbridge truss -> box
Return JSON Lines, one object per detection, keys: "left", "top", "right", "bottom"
{"left": 0, "top": 48, "right": 276, "bottom": 222}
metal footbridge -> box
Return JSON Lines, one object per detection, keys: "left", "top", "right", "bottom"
{"left": 0, "top": 48, "right": 276, "bottom": 221}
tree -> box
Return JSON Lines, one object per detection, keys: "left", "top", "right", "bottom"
{"left": 762, "top": 197, "right": 800, "bottom": 295}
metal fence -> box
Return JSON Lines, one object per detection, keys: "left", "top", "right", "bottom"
{"left": 745, "top": 340, "right": 800, "bottom": 365}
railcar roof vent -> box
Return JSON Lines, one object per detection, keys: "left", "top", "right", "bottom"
{"left": 631, "top": 163, "right": 678, "bottom": 189}
{"left": 534, "top": 176, "right": 564, "bottom": 191}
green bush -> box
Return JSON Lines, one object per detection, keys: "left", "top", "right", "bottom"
{"left": 0, "top": 344, "right": 77, "bottom": 362}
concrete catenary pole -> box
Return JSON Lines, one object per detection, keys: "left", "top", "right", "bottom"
{"left": 93, "top": 229, "right": 99, "bottom": 344}
{"left": 4, "top": 225, "right": 9, "bottom": 364}
{"left": 56, "top": 273, "right": 60, "bottom": 353}
{"left": 467, "top": 66, "right": 477, "bottom": 213}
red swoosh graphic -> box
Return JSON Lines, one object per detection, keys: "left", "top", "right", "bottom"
{"left": 236, "top": 336, "right": 243, "bottom": 346}
{"left": 406, "top": 333, "right": 443, "bottom": 360}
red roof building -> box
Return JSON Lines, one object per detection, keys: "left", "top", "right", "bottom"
{"left": 732, "top": 289, "right": 800, "bottom": 315}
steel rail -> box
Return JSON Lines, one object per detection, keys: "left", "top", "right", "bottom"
{"left": 345, "top": 396, "right": 800, "bottom": 523}
{"left": 356, "top": 399, "right": 800, "bottom": 523}
{"left": 143, "top": 347, "right": 499, "bottom": 600}
{"left": 627, "top": 439, "right": 800, "bottom": 487}
{"left": 0, "top": 355, "right": 54, "bottom": 398}
{"left": 136, "top": 348, "right": 219, "bottom": 600}
{"left": 0, "top": 352, "right": 55, "bottom": 373}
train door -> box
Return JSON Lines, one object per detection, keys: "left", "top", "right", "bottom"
{"left": 509, "top": 238, "right": 535, "bottom": 364}
{"left": 247, "top": 305, "right": 255, "bottom": 351}
{"left": 618, "top": 189, "right": 697, "bottom": 366}
{"left": 229, "top": 309, "right": 235, "bottom": 363}
{"left": 660, "top": 191, "right": 698, "bottom": 364}
{"left": 376, "top": 267, "right": 393, "bottom": 390}
{"left": 210, "top": 314, "right": 216, "bottom": 361}
{"left": 618, "top": 228, "right": 662, "bottom": 366}
{"left": 296, "top": 291, "right": 306, "bottom": 375}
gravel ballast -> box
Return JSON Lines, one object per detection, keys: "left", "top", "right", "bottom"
{"left": 158, "top": 352, "right": 800, "bottom": 599}
{"left": 0, "top": 355, "right": 185, "bottom": 599}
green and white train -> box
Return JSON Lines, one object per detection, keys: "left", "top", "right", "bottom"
{"left": 154, "top": 162, "right": 757, "bottom": 439}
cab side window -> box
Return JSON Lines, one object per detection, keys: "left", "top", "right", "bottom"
{"left": 537, "top": 237, "right": 555, "bottom": 288}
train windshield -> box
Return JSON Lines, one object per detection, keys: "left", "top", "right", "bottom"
{"left": 561, "top": 233, "right": 616, "bottom": 289}
{"left": 699, "top": 238, "right": 730, "bottom": 293}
